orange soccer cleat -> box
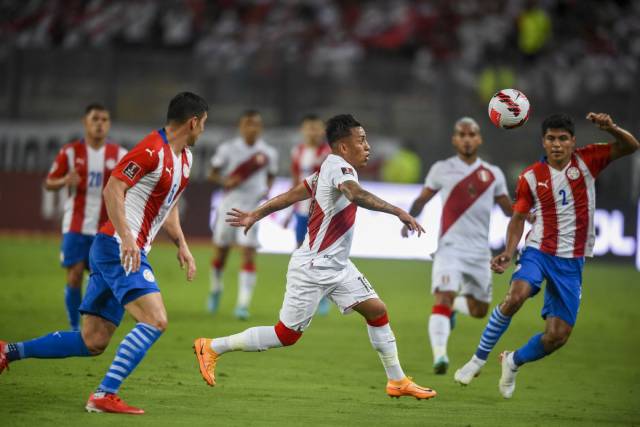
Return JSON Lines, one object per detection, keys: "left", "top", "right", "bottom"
{"left": 386, "top": 377, "right": 437, "bottom": 400}
{"left": 193, "top": 338, "right": 219, "bottom": 387}
{"left": 85, "top": 393, "right": 144, "bottom": 415}
{"left": 0, "top": 341, "right": 9, "bottom": 374}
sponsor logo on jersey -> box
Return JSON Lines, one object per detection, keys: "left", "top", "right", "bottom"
{"left": 123, "top": 161, "right": 141, "bottom": 180}
{"left": 143, "top": 269, "right": 155, "bottom": 282}
{"left": 105, "top": 158, "right": 117, "bottom": 169}
{"left": 341, "top": 167, "right": 354, "bottom": 176}
{"left": 537, "top": 180, "right": 549, "bottom": 190}
{"left": 566, "top": 166, "right": 581, "bottom": 180}
{"left": 75, "top": 158, "right": 85, "bottom": 166}
{"left": 145, "top": 148, "right": 155, "bottom": 157}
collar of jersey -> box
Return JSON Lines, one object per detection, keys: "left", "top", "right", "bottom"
{"left": 157, "top": 128, "right": 169, "bottom": 144}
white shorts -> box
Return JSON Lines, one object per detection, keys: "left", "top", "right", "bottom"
{"left": 279, "top": 258, "right": 379, "bottom": 332}
{"left": 431, "top": 247, "right": 492, "bottom": 303}
{"left": 212, "top": 211, "right": 260, "bottom": 248}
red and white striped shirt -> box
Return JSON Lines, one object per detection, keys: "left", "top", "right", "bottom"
{"left": 100, "top": 129, "right": 192, "bottom": 253}
{"left": 47, "top": 139, "right": 126, "bottom": 235}
{"left": 513, "top": 144, "right": 612, "bottom": 258}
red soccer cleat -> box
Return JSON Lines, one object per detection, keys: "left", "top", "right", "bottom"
{"left": 0, "top": 341, "right": 9, "bottom": 374}
{"left": 85, "top": 393, "right": 145, "bottom": 415}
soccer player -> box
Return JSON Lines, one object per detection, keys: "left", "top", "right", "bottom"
{"left": 207, "top": 110, "right": 278, "bottom": 319}
{"left": 194, "top": 114, "right": 437, "bottom": 400}
{"left": 1, "top": 92, "right": 209, "bottom": 414}
{"left": 45, "top": 104, "right": 126, "bottom": 331}
{"left": 454, "top": 113, "right": 639, "bottom": 398}
{"left": 402, "top": 117, "right": 512, "bottom": 375}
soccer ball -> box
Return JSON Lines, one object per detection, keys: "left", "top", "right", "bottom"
{"left": 488, "top": 89, "right": 530, "bottom": 129}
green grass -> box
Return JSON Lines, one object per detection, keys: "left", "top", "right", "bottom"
{"left": 1, "top": 235, "right": 639, "bottom": 426}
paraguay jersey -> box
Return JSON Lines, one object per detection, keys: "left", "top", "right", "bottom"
{"left": 513, "top": 144, "right": 612, "bottom": 258}
{"left": 291, "top": 142, "right": 332, "bottom": 214}
{"left": 425, "top": 156, "right": 509, "bottom": 256}
{"left": 210, "top": 137, "right": 278, "bottom": 210}
{"left": 100, "top": 129, "right": 192, "bottom": 254}
{"left": 291, "top": 154, "right": 359, "bottom": 270}
{"left": 47, "top": 139, "right": 127, "bottom": 235}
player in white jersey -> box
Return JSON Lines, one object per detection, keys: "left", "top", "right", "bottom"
{"left": 194, "top": 114, "right": 437, "bottom": 400}
{"left": 45, "top": 104, "right": 126, "bottom": 331}
{"left": 402, "top": 117, "right": 513, "bottom": 374}
{"left": 207, "top": 110, "right": 278, "bottom": 319}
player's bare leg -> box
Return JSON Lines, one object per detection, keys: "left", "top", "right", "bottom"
{"left": 353, "top": 298, "right": 436, "bottom": 400}
{"left": 208, "top": 245, "right": 230, "bottom": 314}
{"left": 429, "top": 290, "right": 455, "bottom": 374}
{"left": 65, "top": 261, "right": 85, "bottom": 331}
{"left": 235, "top": 246, "right": 257, "bottom": 320}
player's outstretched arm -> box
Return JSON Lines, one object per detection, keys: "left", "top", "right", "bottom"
{"left": 103, "top": 177, "right": 140, "bottom": 274}
{"left": 587, "top": 112, "right": 640, "bottom": 160}
{"left": 226, "top": 181, "right": 311, "bottom": 234}
{"left": 340, "top": 180, "right": 425, "bottom": 236}
{"left": 401, "top": 187, "right": 436, "bottom": 237}
{"left": 495, "top": 194, "right": 514, "bottom": 217}
{"left": 163, "top": 204, "right": 196, "bottom": 281}
{"left": 491, "top": 212, "right": 527, "bottom": 274}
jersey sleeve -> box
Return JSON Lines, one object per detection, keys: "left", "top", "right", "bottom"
{"left": 512, "top": 174, "right": 534, "bottom": 214}
{"left": 492, "top": 167, "right": 509, "bottom": 197}
{"left": 303, "top": 172, "right": 318, "bottom": 194}
{"left": 576, "top": 143, "right": 612, "bottom": 178}
{"left": 268, "top": 147, "right": 279, "bottom": 175}
{"left": 328, "top": 161, "right": 358, "bottom": 189}
{"left": 47, "top": 146, "right": 70, "bottom": 179}
{"left": 111, "top": 138, "right": 159, "bottom": 187}
{"left": 117, "top": 147, "right": 128, "bottom": 160}
{"left": 424, "top": 162, "right": 441, "bottom": 191}
{"left": 210, "top": 144, "right": 227, "bottom": 169}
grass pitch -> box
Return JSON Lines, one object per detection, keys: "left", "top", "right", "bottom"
{"left": 1, "top": 235, "right": 639, "bottom": 426}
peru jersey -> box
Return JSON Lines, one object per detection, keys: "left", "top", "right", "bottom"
{"left": 48, "top": 139, "right": 127, "bottom": 235}
{"left": 291, "top": 142, "right": 331, "bottom": 214}
{"left": 513, "top": 144, "right": 612, "bottom": 258}
{"left": 211, "top": 137, "right": 278, "bottom": 210}
{"left": 292, "top": 154, "right": 359, "bottom": 270}
{"left": 100, "top": 129, "right": 192, "bottom": 253}
{"left": 425, "top": 156, "right": 509, "bottom": 256}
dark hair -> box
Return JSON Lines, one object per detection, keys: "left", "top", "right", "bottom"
{"left": 85, "top": 103, "right": 107, "bottom": 115}
{"left": 166, "top": 92, "right": 209, "bottom": 124}
{"left": 301, "top": 113, "right": 321, "bottom": 123}
{"left": 542, "top": 113, "right": 575, "bottom": 136}
{"left": 241, "top": 109, "right": 261, "bottom": 119}
{"left": 325, "top": 114, "right": 361, "bottom": 145}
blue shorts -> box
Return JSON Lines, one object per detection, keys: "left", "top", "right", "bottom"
{"left": 60, "top": 232, "right": 95, "bottom": 268}
{"left": 79, "top": 233, "right": 160, "bottom": 326}
{"left": 511, "top": 247, "right": 585, "bottom": 326}
{"left": 294, "top": 213, "right": 309, "bottom": 245}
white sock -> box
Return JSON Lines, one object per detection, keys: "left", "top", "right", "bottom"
{"left": 428, "top": 314, "right": 450, "bottom": 361}
{"left": 209, "top": 266, "right": 223, "bottom": 293}
{"left": 453, "top": 296, "right": 471, "bottom": 316}
{"left": 210, "top": 326, "right": 282, "bottom": 354}
{"left": 237, "top": 269, "right": 256, "bottom": 308}
{"left": 367, "top": 323, "right": 405, "bottom": 381}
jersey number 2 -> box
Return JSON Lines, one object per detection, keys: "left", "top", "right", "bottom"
{"left": 559, "top": 189, "right": 568, "bottom": 206}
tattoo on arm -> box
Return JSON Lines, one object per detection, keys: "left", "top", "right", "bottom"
{"left": 341, "top": 181, "right": 398, "bottom": 215}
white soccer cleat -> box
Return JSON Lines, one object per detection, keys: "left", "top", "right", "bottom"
{"left": 454, "top": 355, "right": 484, "bottom": 385}
{"left": 498, "top": 351, "right": 518, "bottom": 399}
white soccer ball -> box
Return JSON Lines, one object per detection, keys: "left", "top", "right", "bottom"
{"left": 488, "top": 89, "right": 530, "bottom": 129}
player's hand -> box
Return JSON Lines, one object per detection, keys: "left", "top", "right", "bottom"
{"left": 491, "top": 252, "right": 512, "bottom": 274}
{"left": 397, "top": 210, "right": 425, "bottom": 237}
{"left": 65, "top": 169, "right": 81, "bottom": 188}
{"left": 177, "top": 244, "right": 196, "bottom": 281}
{"left": 400, "top": 224, "right": 410, "bottom": 238}
{"left": 226, "top": 208, "right": 258, "bottom": 235}
{"left": 223, "top": 175, "right": 242, "bottom": 190}
{"left": 120, "top": 232, "right": 141, "bottom": 275}
{"left": 586, "top": 112, "right": 616, "bottom": 131}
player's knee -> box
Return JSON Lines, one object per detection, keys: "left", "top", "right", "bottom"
{"left": 542, "top": 331, "right": 569, "bottom": 352}
{"left": 433, "top": 291, "right": 455, "bottom": 307}
{"left": 82, "top": 334, "right": 110, "bottom": 355}
{"left": 469, "top": 303, "right": 489, "bottom": 318}
{"left": 274, "top": 321, "right": 302, "bottom": 346}
{"left": 147, "top": 315, "right": 168, "bottom": 332}
{"left": 67, "top": 267, "right": 84, "bottom": 287}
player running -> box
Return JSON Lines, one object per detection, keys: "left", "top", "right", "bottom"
{"left": 454, "top": 113, "right": 639, "bottom": 398}
{"left": 45, "top": 104, "right": 126, "bottom": 331}
{"left": 402, "top": 117, "right": 512, "bottom": 375}
{"left": 1, "top": 92, "right": 208, "bottom": 414}
{"left": 207, "top": 110, "right": 278, "bottom": 319}
{"left": 194, "top": 114, "right": 437, "bottom": 400}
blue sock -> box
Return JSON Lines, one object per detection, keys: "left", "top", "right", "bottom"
{"left": 9, "top": 331, "right": 90, "bottom": 361}
{"left": 64, "top": 285, "right": 82, "bottom": 331}
{"left": 513, "top": 333, "right": 547, "bottom": 366}
{"left": 98, "top": 323, "right": 162, "bottom": 394}
{"left": 474, "top": 306, "right": 512, "bottom": 360}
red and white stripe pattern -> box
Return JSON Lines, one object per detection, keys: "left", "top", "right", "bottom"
{"left": 100, "top": 130, "right": 192, "bottom": 253}
{"left": 291, "top": 142, "right": 331, "bottom": 214}
{"left": 47, "top": 139, "right": 126, "bottom": 235}
{"left": 513, "top": 144, "right": 612, "bottom": 258}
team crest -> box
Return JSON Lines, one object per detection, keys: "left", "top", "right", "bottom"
{"left": 477, "top": 169, "right": 491, "bottom": 182}
{"left": 183, "top": 163, "right": 190, "bottom": 178}
{"left": 566, "top": 166, "right": 580, "bottom": 180}
{"left": 143, "top": 269, "right": 155, "bottom": 283}
{"left": 105, "top": 159, "right": 116, "bottom": 169}
{"left": 122, "top": 161, "right": 141, "bottom": 180}
{"left": 341, "top": 167, "right": 354, "bottom": 176}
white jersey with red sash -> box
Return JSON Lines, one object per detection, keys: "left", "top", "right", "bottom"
{"left": 291, "top": 142, "right": 331, "bottom": 215}
{"left": 210, "top": 137, "right": 278, "bottom": 211}
{"left": 47, "top": 139, "right": 127, "bottom": 235}
{"left": 513, "top": 144, "right": 612, "bottom": 258}
{"left": 425, "top": 156, "right": 509, "bottom": 257}
{"left": 100, "top": 129, "right": 192, "bottom": 254}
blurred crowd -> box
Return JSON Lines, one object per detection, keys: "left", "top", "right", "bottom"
{"left": 1, "top": 0, "right": 639, "bottom": 104}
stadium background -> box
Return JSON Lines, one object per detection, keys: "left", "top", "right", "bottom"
{"left": 0, "top": 1, "right": 639, "bottom": 426}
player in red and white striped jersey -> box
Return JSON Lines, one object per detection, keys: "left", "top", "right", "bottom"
{"left": 455, "top": 113, "right": 639, "bottom": 398}
{"left": 207, "top": 110, "right": 278, "bottom": 319}
{"left": 45, "top": 103, "right": 126, "bottom": 331}
{"left": 402, "top": 117, "right": 513, "bottom": 375}
{"left": 194, "top": 114, "right": 437, "bottom": 400}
